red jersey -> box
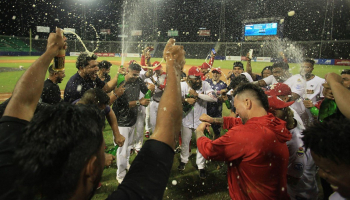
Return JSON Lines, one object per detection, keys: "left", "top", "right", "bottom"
{"left": 198, "top": 113, "right": 291, "bottom": 200}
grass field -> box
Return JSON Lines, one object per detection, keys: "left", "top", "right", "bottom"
{"left": 0, "top": 56, "right": 349, "bottom": 199}
{"left": 0, "top": 56, "right": 349, "bottom": 94}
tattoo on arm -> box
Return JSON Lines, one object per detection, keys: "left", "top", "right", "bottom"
{"left": 213, "top": 118, "right": 223, "bottom": 124}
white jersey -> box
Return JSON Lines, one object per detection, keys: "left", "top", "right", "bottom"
{"left": 181, "top": 81, "right": 216, "bottom": 128}
{"left": 264, "top": 74, "right": 306, "bottom": 116}
{"left": 287, "top": 108, "right": 318, "bottom": 200}
{"left": 146, "top": 72, "right": 166, "bottom": 102}
{"left": 306, "top": 75, "right": 325, "bottom": 104}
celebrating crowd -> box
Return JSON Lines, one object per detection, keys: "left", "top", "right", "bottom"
{"left": 0, "top": 28, "right": 350, "bottom": 200}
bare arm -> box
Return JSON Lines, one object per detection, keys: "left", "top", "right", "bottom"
{"left": 326, "top": 73, "right": 350, "bottom": 119}
{"left": 290, "top": 92, "right": 301, "bottom": 101}
{"left": 246, "top": 58, "right": 257, "bottom": 80}
{"left": 150, "top": 38, "right": 185, "bottom": 149}
{"left": 106, "top": 109, "right": 125, "bottom": 147}
{"left": 103, "top": 75, "right": 119, "bottom": 93}
{"left": 3, "top": 28, "right": 66, "bottom": 121}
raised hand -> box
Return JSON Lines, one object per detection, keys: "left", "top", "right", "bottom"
{"left": 163, "top": 38, "right": 185, "bottom": 70}
{"left": 47, "top": 28, "right": 67, "bottom": 56}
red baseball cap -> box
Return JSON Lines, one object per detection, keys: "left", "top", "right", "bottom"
{"left": 188, "top": 66, "right": 202, "bottom": 77}
{"left": 268, "top": 95, "right": 294, "bottom": 110}
{"left": 129, "top": 60, "right": 137, "bottom": 65}
{"left": 152, "top": 61, "right": 162, "bottom": 71}
{"left": 265, "top": 83, "right": 292, "bottom": 96}
{"left": 211, "top": 68, "right": 222, "bottom": 74}
{"left": 199, "top": 62, "right": 210, "bottom": 69}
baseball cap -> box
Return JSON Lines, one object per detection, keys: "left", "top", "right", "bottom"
{"left": 233, "top": 62, "right": 244, "bottom": 70}
{"left": 211, "top": 68, "right": 222, "bottom": 74}
{"left": 268, "top": 95, "right": 294, "bottom": 110}
{"left": 152, "top": 61, "right": 162, "bottom": 71}
{"left": 188, "top": 66, "right": 202, "bottom": 78}
{"left": 199, "top": 62, "right": 210, "bottom": 69}
{"left": 265, "top": 83, "right": 292, "bottom": 96}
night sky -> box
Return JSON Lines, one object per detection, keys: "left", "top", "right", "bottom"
{"left": 0, "top": 0, "right": 349, "bottom": 42}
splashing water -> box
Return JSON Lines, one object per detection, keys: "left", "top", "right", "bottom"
{"left": 63, "top": 24, "right": 99, "bottom": 57}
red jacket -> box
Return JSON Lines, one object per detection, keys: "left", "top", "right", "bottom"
{"left": 198, "top": 113, "right": 291, "bottom": 200}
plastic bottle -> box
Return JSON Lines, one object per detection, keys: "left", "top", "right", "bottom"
{"left": 318, "top": 99, "right": 338, "bottom": 122}
{"left": 106, "top": 145, "right": 119, "bottom": 156}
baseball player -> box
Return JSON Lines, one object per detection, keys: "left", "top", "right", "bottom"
{"left": 205, "top": 67, "right": 227, "bottom": 139}
{"left": 178, "top": 66, "right": 217, "bottom": 179}
{"left": 147, "top": 61, "right": 167, "bottom": 133}
{"left": 301, "top": 59, "right": 325, "bottom": 126}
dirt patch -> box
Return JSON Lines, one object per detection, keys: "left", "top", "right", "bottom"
{"left": 0, "top": 67, "right": 25, "bottom": 73}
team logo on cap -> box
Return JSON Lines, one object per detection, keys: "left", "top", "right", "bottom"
{"left": 296, "top": 147, "right": 304, "bottom": 157}
{"left": 294, "top": 162, "right": 304, "bottom": 171}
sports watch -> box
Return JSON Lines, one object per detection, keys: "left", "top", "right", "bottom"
{"left": 136, "top": 100, "right": 140, "bottom": 106}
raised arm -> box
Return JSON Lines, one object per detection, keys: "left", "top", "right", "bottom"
{"left": 325, "top": 73, "right": 350, "bottom": 119}
{"left": 3, "top": 28, "right": 66, "bottom": 121}
{"left": 150, "top": 39, "right": 185, "bottom": 149}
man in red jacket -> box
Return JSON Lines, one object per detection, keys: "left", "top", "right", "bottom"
{"left": 197, "top": 83, "right": 291, "bottom": 200}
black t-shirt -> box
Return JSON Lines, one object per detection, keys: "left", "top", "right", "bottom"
{"left": 41, "top": 79, "right": 62, "bottom": 105}
{"left": 112, "top": 78, "right": 148, "bottom": 127}
{"left": 106, "top": 139, "right": 175, "bottom": 200}
{"left": 64, "top": 72, "right": 106, "bottom": 103}
{"left": 0, "top": 116, "right": 29, "bottom": 200}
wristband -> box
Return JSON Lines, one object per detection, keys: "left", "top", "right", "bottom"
{"left": 113, "top": 90, "right": 118, "bottom": 98}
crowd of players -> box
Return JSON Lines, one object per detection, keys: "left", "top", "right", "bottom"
{"left": 0, "top": 28, "right": 350, "bottom": 200}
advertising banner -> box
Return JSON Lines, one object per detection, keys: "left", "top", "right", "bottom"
{"left": 168, "top": 30, "right": 178, "bottom": 37}
{"left": 255, "top": 57, "right": 271, "bottom": 62}
{"left": 100, "top": 29, "right": 111, "bottom": 35}
{"left": 226, "top": 56, "right": 241, "bottom": 61}
{"left": 131, "top": 30, "right": 142, "bottom": 36}
{"left": 69, "top": 52, "right": 81, "bottom": 56}
{"left": 36, "top": 26, "right": 50, "bottom": 33}
{"left": 198, "top": 30, "right": 210, "bottom": 36}
{"left": 314, "top": 59, "right": 335, "bottom": 65}
{"left": 334, "top": 59, "right": 350, "bottom": 66}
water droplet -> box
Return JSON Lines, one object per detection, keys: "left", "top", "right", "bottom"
{"left": 281, "top": 187, "right": 285, "bottom": 191}
{"left": 77, "top": 85, "right": 82, "bottom": 92}
{"left": 172, "top": 180, "right": 177, "bottom": 185}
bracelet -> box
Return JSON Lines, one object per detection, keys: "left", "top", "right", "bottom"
{"left": 112, "top": 90, "right": 118, "bottom": 98}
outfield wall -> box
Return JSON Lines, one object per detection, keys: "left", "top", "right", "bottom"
{"left": 1, "top": 35, "right": 350, "bottom": 63}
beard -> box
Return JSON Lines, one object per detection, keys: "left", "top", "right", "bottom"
{"left": 189, "top": 80, "right": 202, "bottom": 90}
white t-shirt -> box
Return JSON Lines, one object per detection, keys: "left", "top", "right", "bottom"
{"left": 306, "top": 75, "right": 325, "bottom": 104}
{"left": 181, "top": 81, "right": 216, "bottom": 128}
{"left": 263, "top": 74, "right": 306, "bottom": 116}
